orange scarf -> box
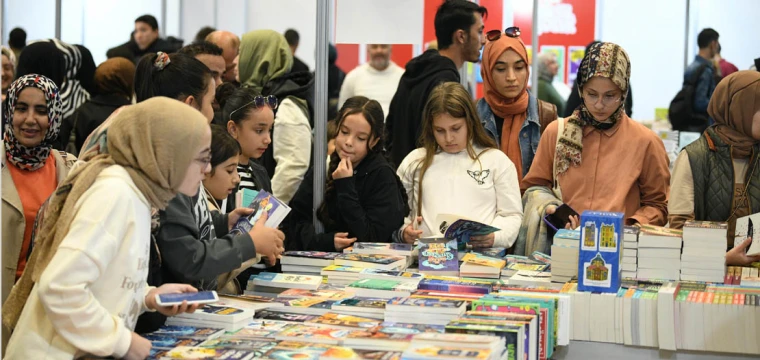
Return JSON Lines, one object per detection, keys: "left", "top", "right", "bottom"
{"left": 482, "top": 36, "right": 530, "bottom": 180}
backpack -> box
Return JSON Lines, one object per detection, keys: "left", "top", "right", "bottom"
{"left": 668, "top": 63, "right": 709, "bottom": 131}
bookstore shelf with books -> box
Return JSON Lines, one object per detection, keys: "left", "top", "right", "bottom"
{"left": 137, "top": 215, "right": 760, "bottom": 359}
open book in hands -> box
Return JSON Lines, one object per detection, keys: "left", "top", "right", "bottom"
{"left": 433, "top": 214, "right": 500, "bottom": 249}
{"left": 229, "top": 190, "right": 291, "bottom": 235}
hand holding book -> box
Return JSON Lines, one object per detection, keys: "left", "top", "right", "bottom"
{"left": 470, "top": 233, "right": 495, "bottom": 248}
{"left": 249, "top": 212, "right": 285, "bottom": 266}
{"left": 726, "top": 238, "right": 760, "bottom": 266}
{"left": 227, "top": 207, "right": 255, "bottom": 231}
{"left": 402, "top": 216, "right": 424, "bottom": 244}
{"left": 335, "top": 232, "right": 357, "bottom": 251}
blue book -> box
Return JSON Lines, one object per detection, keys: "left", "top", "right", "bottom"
{"left": 577, "top": 211, "right": 623, "bottom": 293}
{"left": 229, "top": 190, "right": 290, "bottom": 235}
{"left": 472, "top": 247, "right": 507, "bottom": 258}
{"left": 417, "top": 237, "right": 459, "bottom": 276}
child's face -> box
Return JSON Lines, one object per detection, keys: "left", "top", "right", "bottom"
{"left": 203, "top": 156, "right": 240, "bottom": 200}
{"left": 432, "top": 112, "right": 468, "bottom": 154}
{"left": 228, "top": 107, "right": 274, "bottom": 159}
{"left": 335, "top": 113, "right": 377, "bottom": 166}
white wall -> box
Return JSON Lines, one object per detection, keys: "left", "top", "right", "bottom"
{"left": 180, "top": 0, "right": 215, "bottom": 45}
{"left": 247, "top": 0, "right": 317, "bottom": 70}
{"left": 3, "top": 0, "right": 56, "bottom": 45}
{"left": 597, "top": 0, "right": 687, "bottom": 121}
{"left": 688, "top": 0, "right": 760, "bottom": 71}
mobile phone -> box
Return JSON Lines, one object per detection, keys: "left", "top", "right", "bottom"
{"left": 543, "top": 204, "right": 579, "bottom": 231}
{"left": 155, "top": 290, "right": 219, "bottom": 307}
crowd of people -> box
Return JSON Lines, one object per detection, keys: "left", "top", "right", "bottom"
{"left": 1, "top": 0, "right": 759, "bottom": 358}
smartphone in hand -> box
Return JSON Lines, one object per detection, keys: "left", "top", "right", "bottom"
{"left": 543, "top": 204, "right": 579, "bottom": 232}
{"left": 155, "top": 290, "right": 219, "bottom": 307}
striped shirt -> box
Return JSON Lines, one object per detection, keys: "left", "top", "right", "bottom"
{"left": 237, "top": 163, "right": 258, "bottom": 191}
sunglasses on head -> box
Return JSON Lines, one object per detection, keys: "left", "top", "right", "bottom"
{"left": 486, "top": 27, "right": 521, "bottom": 42}
{"left": 229, "top": 95, "right": 278, "bottom": 118}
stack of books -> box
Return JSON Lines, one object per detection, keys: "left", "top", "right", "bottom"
{"left": 270, "top": 289, "right": 353, "bottom": 316}
{"left": 459, "top": 253, "right": 506, "bottom": 279}
{"left": 346, "top": 278, "right": 418, "bottom": 299}
{"left": 246, "top": 272, "right": 322, "bottom": 297}
{"left": 280, "top": 251, "right": 340, "bottom": 275}
{"left": 550, "top": 229, "right": 580, "bottom": 284}
{"left": 334, "top": 253, "right": 408, "bottom": 271}
{"left": 621, "top": 226, "right": 639, "bottom": 279}
{"left": 384, "top": 297, "right": 467, "bottom": 326}
{"left": 348, "top": 242, "right": 415, "bottom": 267}
{"left": 636, "top": 225, "right": 682, "bottom": 281}
{"left": 330, "top": 297, "right": 388, "bottom": 320}
{"left": 446, "top": 310, "right": 537, "bottom": 360}
{"left": 165, "top": 304, "right": 256, "bottom": 331}
{"left": 680, "top": 221, "right": 727, "bottom": 283}
{"left": 321, "top": 264, "right": 364, "bottom": 285}
{"left": 402, "top": 333, "right": 504, "bottom": 360}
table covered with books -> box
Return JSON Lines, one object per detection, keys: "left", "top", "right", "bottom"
{"left": 143, "top": 212, "right": 760, "bottom": 360}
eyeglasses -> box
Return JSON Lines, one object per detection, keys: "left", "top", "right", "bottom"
{"left": 486, "top": 27, "right": 521, "bottom": 42}
{"left": 229, "top": 95, "right": 278, "bottom": 118}
{"left": 582, "top": 93, "right": 622, "bottom": 107}
{"left": 195, "top": 155, "right": 212, "bottom": 168}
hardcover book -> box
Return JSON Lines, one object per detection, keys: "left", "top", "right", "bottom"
{"left": 577, "top": 211, "right": 623, "bottom": 293}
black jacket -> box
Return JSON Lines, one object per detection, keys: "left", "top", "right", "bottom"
{"left": 563, "top": 81, "right": 633, "bottom": 118}
{"left": 384, "top": 50, "right": 460, "bottom": 167}
{"left": 70, "top": 94, "right": 131, "bottom": 153}
{"left": 106, "top": 37, "right": 182, "bottom": 64}
{"left": 282, "top": 152, "right": 406, "bottom": 252}
{"left": 292, "top": 56, "right": 310, "bottom": 74}
{"left": 260, "top": 71, "right": 315, "bottom": 178}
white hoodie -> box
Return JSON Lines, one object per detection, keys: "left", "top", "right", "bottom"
{"left": 5, "top": 165, "right": 155, "bottom": 359}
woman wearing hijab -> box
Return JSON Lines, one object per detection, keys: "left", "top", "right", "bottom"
{"left": 238, "top": 29, "right": 314, "bottom": 204}
{"left": 669, "top": 71, "right": 760, "bottom": 266}
{"left": 3, "top": 97, "right": 209, "bottom": 359}
{"left": 72, "top": 58, "right": 135, "bottom": 153}
{"left": 1, "top": 75, "right": 77, "bottom": 309}
{"left": 516, "top": 42, "right": 670, "bottom": 255}
{"left": 477, "top": 28, "right": 558, "bottom": 182}
{"left": 564, "top": 41, "right": 633, "bottom": 118}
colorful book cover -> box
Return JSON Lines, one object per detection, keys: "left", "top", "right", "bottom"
{"left": 320, "top": 346, "right": 402, "bottom": 360}
{"left": 529, "top": 251, "right": 551, "bottom": 265}
{"left": 332, "top": 297, "right": 388, "bottom": 311}
{"left": 253, "top": 310, "right": 320, "bottom": 323}
{"left": 358, "top": 268, "right": 424, "bottom": 280}
{"left": 278, "top": 288, "right": 353, "bottom": 300}
{"left": 230, "top": 190, "right": 290, "bottom": 235}
{"left": 322, "top": 265, "right": 365, "bottom": 274}
{"left": 172, "top": 304, "right": 254, "bottom": 324}
{"left": 417, "top": 238, "right": 459, "bottom": 274}
{"left": 347, "top": 278, "right": 416, "bottom": 292}
{"left": 198, "top": 338, "right": 277, "bottom": 352}
{"left": 274, "top": 324, "right": 351, "bottom": 343}
{"left": 148, "top": 325, "right": 225, "bottom": 340}
{"left": 307, "top": 312, "right": 382, "bottom": 330}
{"left": 377, "top": 322, "right": 446, "bottom": 335}
{"left": 353, "top": 242, "right": 413, "bottom": 253}
{"left": 472, "top": 247, "right": 507, "bottom": 258}
{"left": 252, "top": 272, "right": 322, "bottom": 287}
{"left": 578, "top": 211, "right": 623, "bottom": 293}
{"left": 402, "top": 345, "right": 491, "bottom": 360}
{"left": 417, "top": 279, "right": 492, "bottom": 294}
{"left": 386, "top": 297, "right": 465, "bottom": 310}
{"left": 161, "top": 346, "right": 259, "bottom": 360}
{"left": 274, "top": 297, "right": 337, "bottom": 309}
{"left": 282, "top": 251, "right": 341, "bottom": 260}
{"left": 505, "top": 263, "right": 549, "bottom": 272}
{"left": 461, "top": 253, "right": 506, "bottom": 268}
{"left": 639, "top": 224, "right": 683, "bottom": 237}
{"left": 263, "top": 341, "right": 333, "bottom": 360}
{"left": 143, "top": 334, "right": 203, "bottom": 349}
{"left": 505, "top": 255, "right": 546, "bottom": 266}
{"left": 226, "top": 320, "right": 295, "bottom": 339}
{"left": 553, "top": 229, "right": 580, "bottom": 241}
{"left": 335, "top": 253, "right": 406, "bottom": 265}
{"left": 436, "top": 213, "right": 500, "bottom": 249}
{"left": 445, "top": 322, "right": 521, "bottom": 360}
{"left": 410, "top": 290, "right": 485, "bottom": 302}
{"left": 472, "top": 299, "right": 547, "bottom": 360}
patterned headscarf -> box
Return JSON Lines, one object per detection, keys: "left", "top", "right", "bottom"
{"left": 4, "top": 74, "right": 62, "bottom": 171}
{"left": 554, "top": 42, "right": 631, "bottom": 176}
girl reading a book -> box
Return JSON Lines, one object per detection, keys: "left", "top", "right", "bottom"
{"left": 203, "top": 125, "right": 242, "bottom": 213}
{"left": 283, "top": 96, "right": 408, "bottom": 251}
{"left": 668, "top": 70, "right": 760, "bottom": 265}
{"left": 2, "top": 98, "right": 208, "bottom": 360}
{"left": 517, "top": 42, "right": 670, "bottom": 255}
{"left": 396, "top": 82, "right": 523, "bottom": 249}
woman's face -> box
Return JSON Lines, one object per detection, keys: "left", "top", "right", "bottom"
{"left": 1, "top": 54, "right": 14, "bottom": 92}
{"left": 12, "top": 87, "right": 50, "bottom": 148}
{"left": 491, "top": 49, "right": 528, "bottom": 99}
{"left": 228, "top": 106, "right": 274, "bottom": 160}
{"left": 581, "top": 76, "right": 623, "bottom": 122}
{"left": 203, "top": 156, "right": 240, "bottom": 200}
{"left": 134, "top": 22, "right": 159, "bottom": 50}
{"left": 432, "top": 112, "right": 468, "bottom": 154}
{"left": 178, "top": 126, "right": 212, "bottom": 196}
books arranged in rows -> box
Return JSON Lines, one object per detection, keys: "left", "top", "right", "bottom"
{"left": 506, "top": 270, "right": 556, "bottom": 289}
{"left": 726, "top": 266, "right": 760, "bottom": 287}
{"left": 331, "top": 297, "right": 388, "bottom": 319}
{"left": 346, "top": 279, "right": 418, "bottom": 299}
{"left": 402, "top": 333, "right": 505, "bottom": 360}
{"left": 550, "top": 229, "right": 579, "bottom": 284}
{"left": 248, "top": 272, "right": 323, "bottom": 296}
{"left": 417, "top": 237, "right": 459, "bottom": 277}
{"left": 281, "top": 251, "right": 341, "bottom": 274}
{"left": 680, "top": 221, "right": 727, "bottom": 283}
{"left": 165, "top": 304, "right": 256, "bottom": 331}
{"left": 578, "top": 211, "right": 623, "bottom": 293}
{"left": 416, "top": 277, "right": 493, "bottom": 295}
{"left": 637, "top": 225, "right": 682, "bottom": 281}
{"left": 621, "top": 226, "right": 639, "bottom": 279}
{"left": 335, "top": 253, "right": 408, "bottom": 271}
{"left": 384, "top": 297, "right": 467, "bottom": 326}
{"left": 446, "top": 310, "right": 538, "bottom": 360}
{"left": 459, "top": 253, "right": 506, "bottom": 279}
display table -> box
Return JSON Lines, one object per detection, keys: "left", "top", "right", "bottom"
{"left": 554, "top": 341, "right": 757, "bottom": 360}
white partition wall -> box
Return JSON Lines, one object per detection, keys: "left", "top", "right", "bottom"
{"left": 2, "top": 0, "right": 56, "bottom": 45}
{"left": 247, "top": 0, "right": 317, "bottom": 70}
{"left": 596, "top": 0, "right": 687, "bottom": 121}
{"left": 180, "top": 0, "right": 215, "bottom": 44}
{"left": 688, "top": 0, "right": 760, "bottom": 71}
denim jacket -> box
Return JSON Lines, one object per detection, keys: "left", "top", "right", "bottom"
{"left": 477, "top": 92, "right": 541, "bottom": 177}
{"left": 684, "top": 55, "right": 715, "bottom": 116}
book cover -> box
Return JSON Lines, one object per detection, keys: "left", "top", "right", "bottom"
{"left": 683, "top": 220, "right": 729, "bottom": 230}
{"left": 263, "top": 340, "right": 333, "bottom": 360}
{"left": 358, "top": 268, "right": 424, "bottom": 281}
{"left": 275, "top": 297, "right": 337, "bottom": 310}
{"left": 410, "top": 290, "right": 484, "bottom": 302}
{"left": 417, "top": 279, "right": 492, "bottom": 294}
{"left": 148, "top": 325, "right": 225, "bottom": 340}
{"left": 143, "top": 334, "right": 203, "bottom": 349}
{"left": 578, "top": 211, "right": 623, "bottom": 293}
{"left": 639, "top": 224, "right": 683, "bottom": 237}
{"left": 282, "top": 251, "right": 341, "bottom": 261}
{"left": 353, "top": 242, "right": 413, "bottom": 253}
{"left": 160, "top": 346, "right": 259, "bottom": 360}
{"left": 553, "top": 229, "right": 580, "bottom": 241}
{"left": 529, "top": 252, "right": 551, "bottom": 265}
{"left": 461, "top": 253, "right": 506, "bottom": 268}
{"left": 274, "top": 324, "right": 351, "bottom": 344}
{"left": 386, "top": 297, "right": 465, "bottom": 311}
{"left": 736, "top": 213, "right": 760, "bottom": 256}
{"left": 278, "top": 289, "right": 353, "bottom": 300}
{"left": 307, "top": 312, "right": 382, "bottom": 330}
{"left": 198, "top": 338, "right": 277, "bottom": 352}
{"left": 347, "top": 279, "right": 416, "bottom": 292}
{"left": 505, "top": 255, "right": 546, "bottom": 266}
{"left": 335, "top": 253, "right": 406, "bottom": 267}
{"left": 402, "top": 345, "right": 492, "bottom": 360}
{"left": 230, "top": 190, "right": 291, "bottom": 235}
{"left": 377, "top": 322, "right": 446, "bottom": 335}
{"left": 472, "top": 298, "right": 547, "bottom": 360}
{"left": 252, "top": 272, "right": 322, "bottom": 289}
{"left": 322, "top": 265, "right": 365, "bottom": 275}
{"left": 471, "top": 247, "right": 507, "bottom": 258}
{"left": 320, "top": 346, "right": 402, "bottom": 360}
{"left": 332, "top": 297, "right": 388, "bottom": 311}
{"left": 505, "top": 263, "right": 550, "bottom": 272}
{"left": 226, "top": 320, "right": 295, "bottom": 339}
{"left": 253, "top": 310, "right": 320, "bottom": 323}
{"left": 444, "top": 322, "right": 521, "bottom": 360}
{"left": 436, "top": 213, "right": 500, "bottom": 249}
{"left": 417, "top": 238, "right": 459, "bottom": 274}
{"left": 173, "top": 304, "right": 255, "bottom": 324}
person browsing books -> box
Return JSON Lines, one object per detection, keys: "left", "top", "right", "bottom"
{"left": 517, "top": 42, "right": 670, "bottom": 256}
{"left": 282, "top": 96, "right": 409, "bottom": 252}
{"left": 2, "top": 98, "right": 209, "bottom": 360}
{"left": 396, "top": 82, "right": 523, "bottom": 249}
{"left": 668, "top": 70, "right": 760, "bottom": 266}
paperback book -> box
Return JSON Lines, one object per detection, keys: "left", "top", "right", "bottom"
{"left": 435, "top": 213, "right": 500, "bottom": 249}
{"left": 577, "top": 211, "right": 623, "bottom": 293}
{"left": 417, "top": 237, "right": 459, "bottom": 277}
{"left": 229, "top": 190, "right": 290, "bottom": 235}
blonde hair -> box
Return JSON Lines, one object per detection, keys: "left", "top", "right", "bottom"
{"left": 413, "top": 82, "right": 497, "bottom": 216}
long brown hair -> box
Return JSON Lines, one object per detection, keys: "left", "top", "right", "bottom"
{"left": 413, "top": 82, "right": 497, "bottom": 216}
